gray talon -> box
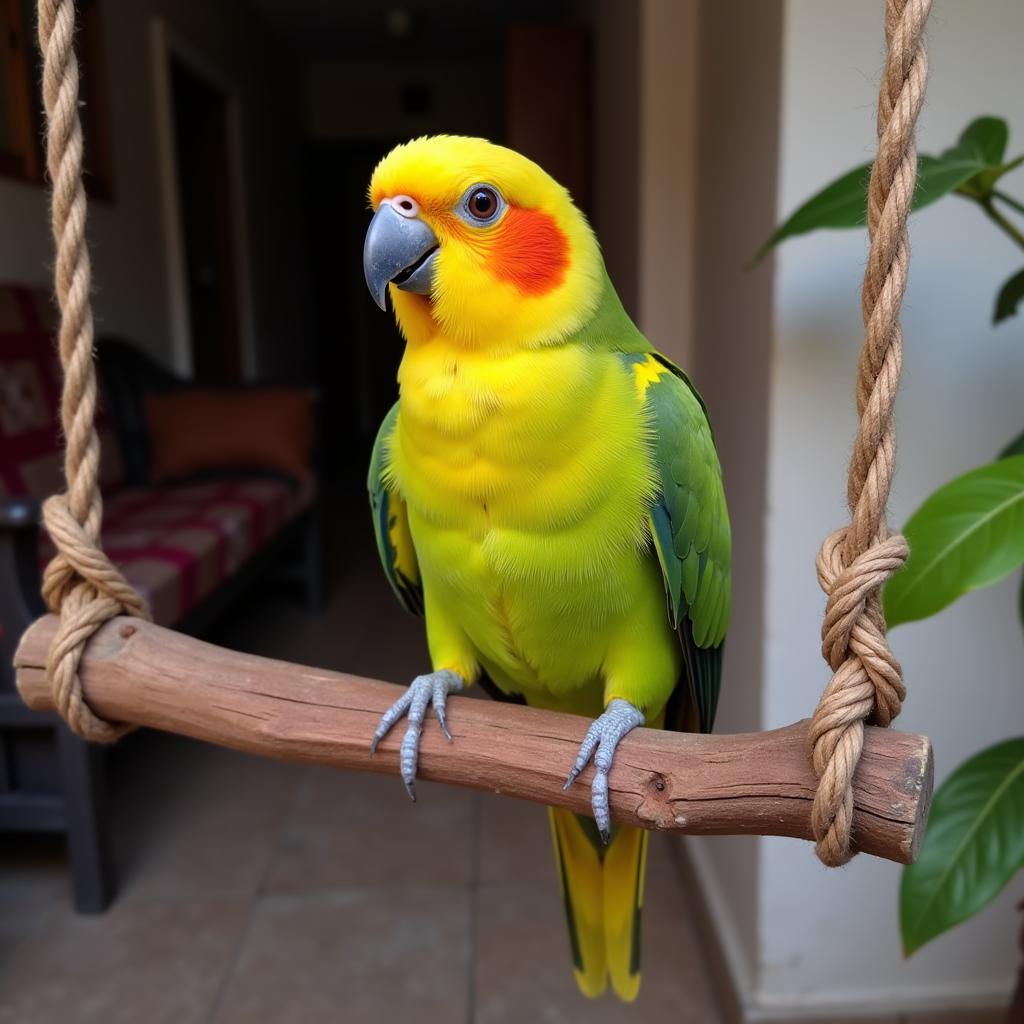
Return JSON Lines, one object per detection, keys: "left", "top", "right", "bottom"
{"left": 563, "top": 698, "right": 645, "bottom": 842}
{"left": 433, "top": 675, "right": 454, "bottom": 742}
{"left": 370, "top": 670, "right": 464, "bottom": 799}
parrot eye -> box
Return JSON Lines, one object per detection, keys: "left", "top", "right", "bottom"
{"left": 468, "top": 188, "right": 498, "bottom": 218}
{"left": 458, "top": 184, "right": 504, "bottom": 226}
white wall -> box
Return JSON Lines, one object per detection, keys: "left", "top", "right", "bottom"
{"left": 0, "top": 0, "right": 309, "bottom": 378}
{"left": 760, "top": 0, "right": 1024, "bottom": 1013}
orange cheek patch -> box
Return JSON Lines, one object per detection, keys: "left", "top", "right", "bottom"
{"left": 488, "top": 207, "right": 569, "bottom": 296}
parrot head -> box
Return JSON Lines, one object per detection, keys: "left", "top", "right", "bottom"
{"left": 363, "top": 135, "right": 603, "bottom": 349}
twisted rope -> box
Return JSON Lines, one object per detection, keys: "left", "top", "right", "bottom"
{"left": 810, "top": 0, "right": 931, "bottom": 866}
{"left": 37, "top": 0, "right": 149, "bottom": 743}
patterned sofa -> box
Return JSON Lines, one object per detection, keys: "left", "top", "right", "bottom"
{"left": 0, "top": 284, "right": 323, "bottom": 911}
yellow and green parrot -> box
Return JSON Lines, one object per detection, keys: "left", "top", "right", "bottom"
{"left": 362, "top": 135, "right": 731, "bottom": 1001}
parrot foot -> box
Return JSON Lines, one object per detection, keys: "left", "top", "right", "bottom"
{"left": 563, "top": 698, "right": 645, "bottom": 843}
{"left": 370, "top": 670, "right": 464, "bottom": 801}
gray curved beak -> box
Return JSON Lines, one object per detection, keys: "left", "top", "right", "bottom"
{"left": 363, "top": 203, "right": 439, "bottom": 311}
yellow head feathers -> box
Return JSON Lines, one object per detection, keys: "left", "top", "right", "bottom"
{"left": 367, "top": 135, "right": 603, "bottom": 350}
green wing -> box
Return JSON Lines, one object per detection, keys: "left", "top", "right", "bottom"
{"left": 368, "top": 402, "right": 424, "bottom": 616}
{"left": 623, "top": 352, "right": 731, "bottom": 734}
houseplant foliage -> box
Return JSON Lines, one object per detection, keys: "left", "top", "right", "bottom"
{"left": 762, "top": 115, "right": 1024, "bottom": 957}
{"left": 759, "top": 117, "right": 1024, "bottom": 324}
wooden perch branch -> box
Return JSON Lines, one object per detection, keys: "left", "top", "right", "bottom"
{"left": 14, "top": 615, "right": 932, "bottom": 864}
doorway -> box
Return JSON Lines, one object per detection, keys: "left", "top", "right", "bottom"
{"left": 151, "top": 20, "right": 253, "bottom": 381}
{"left": 305, "top": 139, "right": 406, "bottom": 488}
{"left": 170, "top": 57, "right": 240, "bottom": 383}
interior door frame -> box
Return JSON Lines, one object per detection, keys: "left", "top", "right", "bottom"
{"left": 150, "top": 17, "right": 255, "bottom": 378}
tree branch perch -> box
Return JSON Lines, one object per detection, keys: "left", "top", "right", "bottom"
{"left": 14, "top": 615, "right": 932, "bottom": 864}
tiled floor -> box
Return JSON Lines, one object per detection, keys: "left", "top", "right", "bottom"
{"left": 0, "top": 534, "right": 727, "bottom": 1024}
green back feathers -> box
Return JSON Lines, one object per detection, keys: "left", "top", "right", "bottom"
{"left": 368, "top": 403, "right": 424, "bottom": 616}
{"left": 645, "top": 354, "right": 730, "bottom": 645}
{"left": 616, "top": 349, "right": 732, "bottom": 734}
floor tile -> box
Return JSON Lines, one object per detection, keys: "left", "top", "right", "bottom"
{"left": 0, "top": 834, "right": 69, "bottom": 976}
{"left": 110, "top": 732, "right": 301, "bottom": 901}
{"left": 209, "top": 547, "right": 428, "bottom": 683}
{"left": 0, "top": 909, "right": 39, "bottom": 972}
{"left": 900, "top": 1010, "right": 1006, "bottom": 1024}
{"left": 782, "top": 1015, "right": 897, "bottom": 1024}
{"left": 783, "top": 1017, "right": 900, "bottom": 1024}
{"left": 473, "top": 878, "right": 720, "bottom": 1024}
{"left": 265, "top": 765, "right": 476, "bottom": 890}
{"left": 0, "top": 833, "right": 70, "bottom": 912}
{"left": 341, "top": 589, "right": 431, "bottom": 685}
{"left": 213, "top": 886, "right": 471, "bottom": 1024}
{"left": 0, "top": 898, "right": 248, "bottom": 1024}
{"left": 478, "top": 792, "right": 558, "bottom": 885}
{"left": 476, "top": 792, "right": 681, "bottom": 887}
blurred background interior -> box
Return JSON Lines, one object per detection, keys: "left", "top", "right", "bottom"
{"left": 1, "top": 0, "right": 1022, "bottom": 1021}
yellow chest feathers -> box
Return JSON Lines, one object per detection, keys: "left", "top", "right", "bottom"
{"left": 387, "top": 336, "right": 656, "bottom": 551}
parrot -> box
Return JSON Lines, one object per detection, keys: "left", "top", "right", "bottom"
{"left": 361, "top": 135, "right": 731, "bottom": 1002}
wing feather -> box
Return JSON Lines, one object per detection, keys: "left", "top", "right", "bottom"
{"left": 623, "top": 352, "right": 731, "bottom": 733}
{"left": 368, "top": 402, "right": 424, "bottom": 617}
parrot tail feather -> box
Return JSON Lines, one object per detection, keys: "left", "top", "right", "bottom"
{"left": 548, "top": 808, "right": 647, "bottom": 1002}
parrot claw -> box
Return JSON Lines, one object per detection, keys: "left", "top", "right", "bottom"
{"left": 370, "top": 670, "right": 464, "bottom": 799}
{"left": 563, "top": 698, "right": 645, "bottom": 842}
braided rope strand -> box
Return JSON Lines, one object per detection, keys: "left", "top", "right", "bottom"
{"left": 810, "top": 0, "right": 931, "bottom": 866}
{"left": 37, "top": 0, "right": 149, "bottom": 743}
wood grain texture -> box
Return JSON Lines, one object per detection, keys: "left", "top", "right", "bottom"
{"left": 14, "top": 615, "right": 933, "bottom": 863}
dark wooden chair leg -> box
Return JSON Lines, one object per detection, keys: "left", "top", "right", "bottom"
{"left": 56, "top": 725, "right": 116, "bottom": 913}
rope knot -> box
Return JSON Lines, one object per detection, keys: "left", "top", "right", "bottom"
{"left": 41, "top": 495, "right": 150, "bottom": 618}
{"left": 40, "top": 495, "right": 151, "bottom": 744}
{"left": 810, "top": 528, "right": 909, "bottom": 866}
{"left": 816, "top": 527, "right": 908, "bottom": 719}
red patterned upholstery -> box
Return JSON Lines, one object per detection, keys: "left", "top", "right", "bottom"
{"left": 2, "top": 284, "right": 314, "bottom": 628}
{"left": 0, "top": 285, "right": 123, "bottom": 499}
{"left": 37, "top": 479, "right": 312, "bottom": 625}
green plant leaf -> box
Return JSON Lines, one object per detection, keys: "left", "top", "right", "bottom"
{"left": 1000, "top": 429, "right": 1024, "bottom": 460}
{"left": 915, "top": 150, "right": 994, "bottom": 206}
{"left": 754, "top": 163, "right": 873, "bottom": 259}
{"left": 756, "top": 117, "right": 1018, "bottom": 259}
{"left": 884, "top": 455, "right": 1024, "bottom": 626}
{"left": 901, "top": 738, "right": 1024, "bottom": 955}
{"left": 961, "top": 153, "right": 1024, "bottom": 199}
{"left": 947, "top": 118, "right": 1019, "bottom": 197}
{"left": 994, "top": 268, "right": 1024, "bottom": 324}
{"left": 986, "top": 154, "right": 1024, "bottom": 193}
{"left": 957, "top": 116, "right": 1008, "bottom": 165}
{"left": 756, "top": 133, "right": 1000, "bottom": 259}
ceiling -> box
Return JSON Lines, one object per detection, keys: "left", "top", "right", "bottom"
{"left": 246, "top": 0, "right": 576, "bottom": 61}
